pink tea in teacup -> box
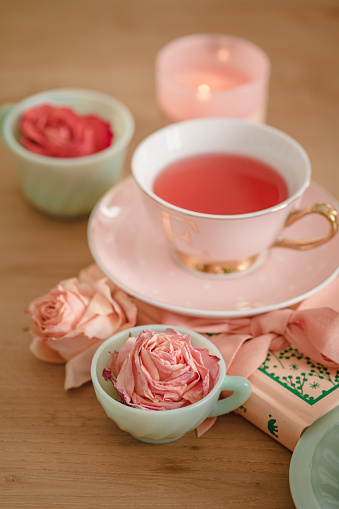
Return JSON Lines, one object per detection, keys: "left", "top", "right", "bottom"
{"left": 153, "top": 152, "right": 289, "bottom": 215}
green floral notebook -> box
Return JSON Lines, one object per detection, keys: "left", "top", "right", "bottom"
{"left": 235, "top": 346, "right": 339, "bottom": 450}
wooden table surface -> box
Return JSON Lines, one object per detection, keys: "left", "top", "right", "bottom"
{"left": 1, "top": 1, "right": 338, "bottom": 507}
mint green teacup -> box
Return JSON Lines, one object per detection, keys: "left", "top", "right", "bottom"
{"left": 91, "top": 324, "right": 251, "bottom": 444}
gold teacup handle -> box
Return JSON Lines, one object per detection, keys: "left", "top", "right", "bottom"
{"left": 273, "top": 203, "right": 339, "bottom": 250}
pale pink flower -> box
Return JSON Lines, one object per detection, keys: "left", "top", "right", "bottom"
{"left": 104, "top": 328, "right": 220, "bottom": 410}
{"left": 26, "top": 264, "right": 137, "bottom": 389}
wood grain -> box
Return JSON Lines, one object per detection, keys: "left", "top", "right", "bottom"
{"left": 1, "top": 1, "right": 338, "bottom": 507}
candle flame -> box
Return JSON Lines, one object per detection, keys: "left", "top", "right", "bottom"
{"left": 197, "top": 84, "right": 211, "bottom": 100}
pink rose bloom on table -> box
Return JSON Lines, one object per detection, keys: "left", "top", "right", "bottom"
{"left": 19, "top": 104, "right": 113, "bottom": 157}
{"left": 103, "top": 328, "right": 220, "bottom": 410}
{"left": 26, "top": 264, "right": 137, "bottom": 389}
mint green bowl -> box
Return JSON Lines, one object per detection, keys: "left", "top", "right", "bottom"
{"left": 0, "top": 88, "right": 135, "bottom": 218}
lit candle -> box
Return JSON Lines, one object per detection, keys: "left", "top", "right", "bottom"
{"left": 156, "top": 34, "right": 271, "bottom": 123}
{"left": 197, "top": 84, "right": 211, "bottom": 101}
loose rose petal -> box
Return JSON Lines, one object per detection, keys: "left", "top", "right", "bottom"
{"left": 64, "top": 341, "right": 103, "bottom": 389}
{"left": 29, "top": 337, "right": 64, "bottom": 363}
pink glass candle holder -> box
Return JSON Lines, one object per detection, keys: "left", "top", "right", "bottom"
{"left": 156, "top": 34, "right": 271, "bottom": 123}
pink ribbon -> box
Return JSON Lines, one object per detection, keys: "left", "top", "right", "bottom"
{"left": 137, "top": 278, "right": 339, "bottom": 379}
{"left": 157, "top": 306, "right": 339, "bottom": 380}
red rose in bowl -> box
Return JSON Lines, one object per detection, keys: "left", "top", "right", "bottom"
{"left": 19, "top": 104, "right": 113, "bottom": 158}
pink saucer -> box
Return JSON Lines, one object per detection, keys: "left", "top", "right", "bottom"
{"left": 88, "top": 177, "right": 339, "bottom": 318}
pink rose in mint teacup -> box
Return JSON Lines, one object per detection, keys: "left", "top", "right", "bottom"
{"left": 91, "top": 324, "right": 251, "bottom": 443}
{"left": 0, "top": 88, "right": 134, "bottom": 217}
{"left": 103, "top": 328, "right": 220, "bottom": 410}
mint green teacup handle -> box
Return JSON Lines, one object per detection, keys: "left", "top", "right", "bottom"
{"left": 0, "top": 104, "right": 14, "bottom": 147}
{"left": 208, "top": 376, "right": 251, "bottom": 417}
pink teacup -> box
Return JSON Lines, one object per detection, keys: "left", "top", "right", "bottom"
{"left": 131, "top": 118, "right": 338, "bottom": 276}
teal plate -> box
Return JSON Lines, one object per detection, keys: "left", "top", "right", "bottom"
{"left": 289, "top": 405, "right": 339, "bottom": 508}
